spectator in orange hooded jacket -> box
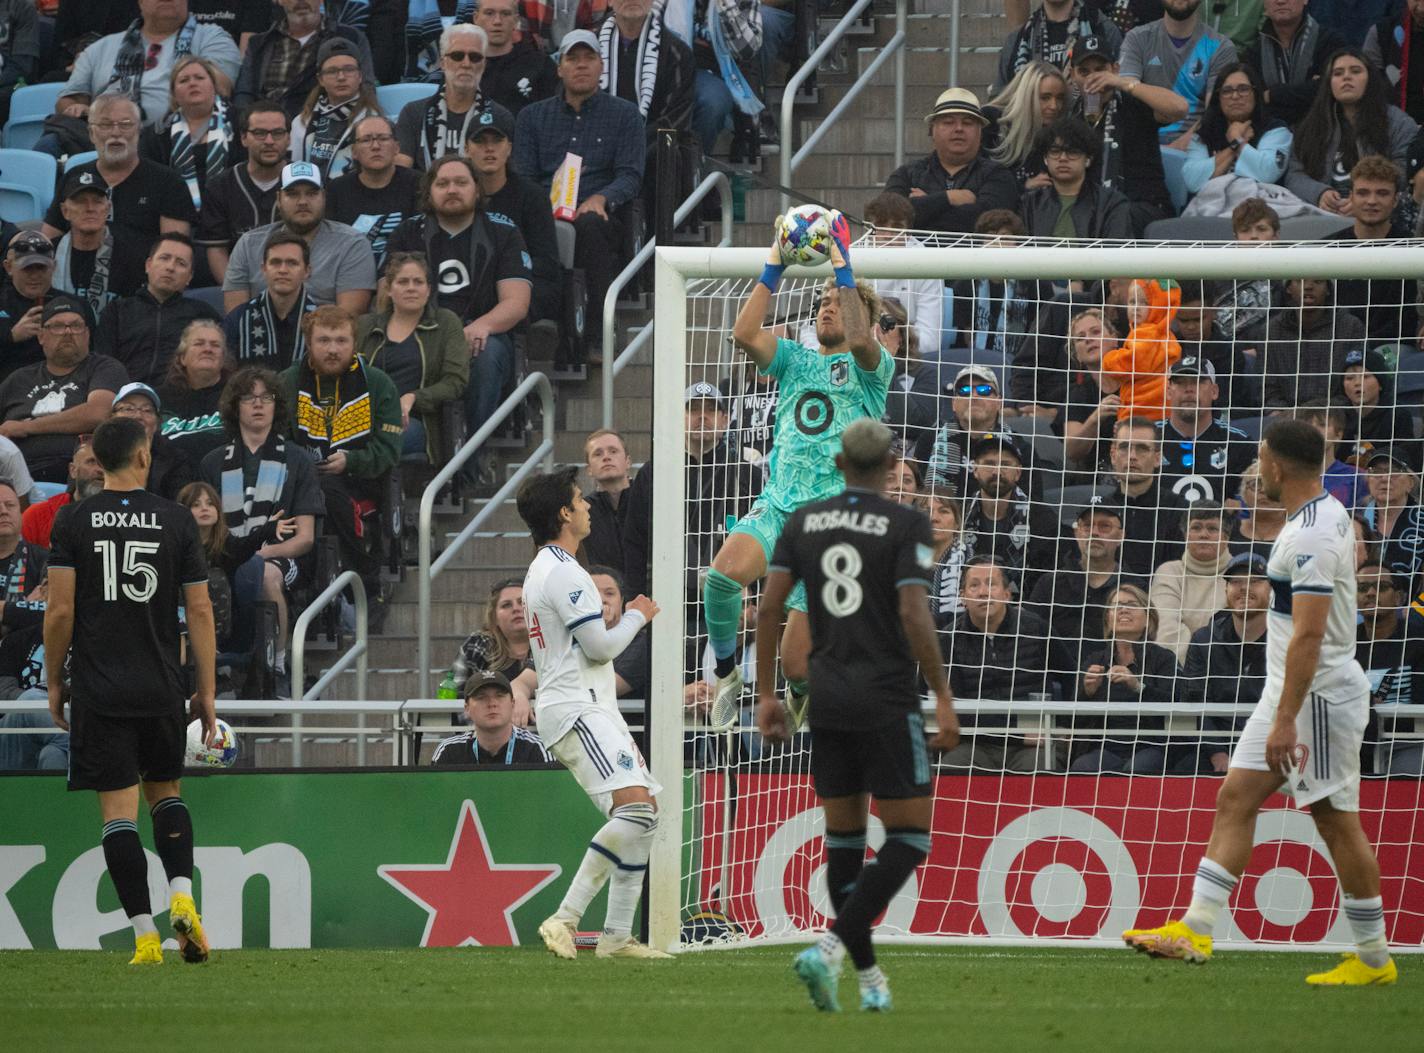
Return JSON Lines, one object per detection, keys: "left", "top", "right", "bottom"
{"left": 1103, "top": 278, "right": 1181, "bottom": 421}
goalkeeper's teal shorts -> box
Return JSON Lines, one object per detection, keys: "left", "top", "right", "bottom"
{"left": 729, "top": 495, "right": 807, "bottom": 613}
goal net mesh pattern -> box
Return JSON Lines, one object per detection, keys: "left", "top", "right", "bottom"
{"left": 664, "top": 234, "right": 1424, "bottom": 951}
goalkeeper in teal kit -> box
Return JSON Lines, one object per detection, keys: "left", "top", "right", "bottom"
{"left": 705, "top": 211, "right": 893, "bottom": 730}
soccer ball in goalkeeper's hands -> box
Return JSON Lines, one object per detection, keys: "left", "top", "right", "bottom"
{"left": 185, "top": 718, "right": 239, "bottom": 768}
{"left": 777, "top": 204, "right": 834, "bottom": 267}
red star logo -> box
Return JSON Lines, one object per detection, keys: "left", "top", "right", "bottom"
{"left": 378, "top": 800, "right": 562, "bottom": 947}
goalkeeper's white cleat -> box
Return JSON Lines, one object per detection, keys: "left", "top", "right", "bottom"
{"left": 595, "top": 935, "right": 672, "bottom": 959}
{"left": 538, "top": 915, "right": 577, "bottom": 960}
{"left": 708, "top": 667, "right": 743, "bottom": 732}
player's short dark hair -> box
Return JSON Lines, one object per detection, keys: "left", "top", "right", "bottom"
{"left": 263, "top": 230, "right": 311, "bottom": 266}
{"left": 1263, "top": 418, "right": 1325, "bottom": 474}
{"left": 587, "top": 564, "right": 625, "bottom": 598}
{"left": 91, "top": 416, "right": 148, "bottom": 472}
{"left": 147, "top": 230, "right": 194, "bottom": 261}
{"left": 517, "top": 466, "right": 580, "bottom": 546}
{"left": 219, "top": 366, "right": 286, "bottom": 437}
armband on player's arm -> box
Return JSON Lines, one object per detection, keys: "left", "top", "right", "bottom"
{"left": 571, "top": 609, "right": 646, "bottom": 662}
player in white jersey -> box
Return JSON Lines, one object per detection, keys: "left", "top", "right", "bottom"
{"left": 515, "top": 468, "right": 671, "bottom": 961}
{"left": 1125, "top": 420, "right": 1397, "bottom": 985}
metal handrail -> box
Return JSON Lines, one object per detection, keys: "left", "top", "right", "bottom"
{"left": 780, "top": 0, "right": 906, "bottom": 214}
{"left": 289, "top": 569, "right": 367, "bottom": 766}
{"left": 416, "top": 372, "right": 556, "bottom": 699}
{"left": 600, "top": 170, "right": 734, "bottom": 428}
{"left": 948, "top": 0, "right": 961, "bottom": 87}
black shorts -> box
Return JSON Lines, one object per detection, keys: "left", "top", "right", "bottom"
{"left": 810, "top": 712, "right": 931, "bottom": 800}
{"left": 67, "top": 706, "right": 187, "bottom": 792}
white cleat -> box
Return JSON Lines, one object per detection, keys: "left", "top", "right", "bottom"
{"left": 595, "top": 935, "right": 673, "bottom": 959}
{"left": 538, "top": 916, "right": 577, "bottom": 960}
{"left": 708, "top": 667, "right": 743, "bottom": 732}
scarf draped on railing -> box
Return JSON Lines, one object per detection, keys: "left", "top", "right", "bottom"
{"left": 167, "top": 96, "right": 232, "bottom": 208}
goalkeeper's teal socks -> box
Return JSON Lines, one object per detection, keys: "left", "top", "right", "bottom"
{"left": 703, "top": 568, "right": 744, "bottom": 679}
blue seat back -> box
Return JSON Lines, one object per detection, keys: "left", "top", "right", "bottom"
{"left": 3, "top": 84, "right": 65, "bottom": 151}
{"left": 0, "top": 148, "right": 57, "bottom": 222}
{"left": 375, "top": 82, "right": 438, "bottom": 119}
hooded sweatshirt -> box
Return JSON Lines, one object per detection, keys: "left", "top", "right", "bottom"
{"left": 1103, "top": 279, "right": 1181, "bottom": 421}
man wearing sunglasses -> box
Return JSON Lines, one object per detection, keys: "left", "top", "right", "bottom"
{"left": 395, "top": 23, "right": 514, "bottom": 171}
{"left": 1156, "top": 356, "right": 1253, "bottom": 506}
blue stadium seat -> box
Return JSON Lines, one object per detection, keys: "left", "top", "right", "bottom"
{"left": 1232, "top": 415, "right": 1266, "bottom": 442}
{"left": 0, "top": 148, "right": 56, "bottom": 222}
{"left": 376, "top": 82, "right": 437, "bottom": 119}
{"left": 64, "top": 151, "right": 96, "bottom": 172}
{"left": 1396, "top": 348, "right": 1424, "bottom": 400}
{"left": 1160, "top": 147, "right": 1188, "bottom": 214}
{"left": 3, "top": 84, "right": 64, "bottom": 151}
{"left": 187, "top": 286, "right": 225, "bottom": 315}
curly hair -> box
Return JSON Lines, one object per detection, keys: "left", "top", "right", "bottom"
{"left": 218, "top": 366, "right": 286, "bottom": 438}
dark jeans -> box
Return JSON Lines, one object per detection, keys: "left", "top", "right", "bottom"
{"left": 574, "top": 209, "right": 626, "bottom": 351}
{"left": 462, "top": 331, "right": 515, "bottom": 440}
{"left": 319, "top": 470, "right": 386, "bottom": 591}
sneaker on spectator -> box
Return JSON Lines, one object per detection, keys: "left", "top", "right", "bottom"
{"left": 758, "top": 112, "right": 780, "bottom": 155}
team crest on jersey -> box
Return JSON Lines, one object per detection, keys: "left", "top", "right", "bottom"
{"left": 616, "top": 750, "right": 635, "bottom": 771}
{"left": 1296, "top": 555, "right": 1313, "bottom": 568}
{"left": 1010, "top": 523, "right": 1030, "bottom": 547}
{"left": 569, "top": 590, "right": 582, "bottom": 604}
{"left": 1210, "top": 448, "right": 1227, "bottom": 470}
{"left": 829, "top": 360, "right": 849, "bottom": 386}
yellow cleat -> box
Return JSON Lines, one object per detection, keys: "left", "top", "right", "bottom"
{"left": 538, "top": 916, "right": 577, "bottom": 960}
{"left": 1123, "top": 920, "right": 1213, "bottom": 963}
{"left": 169, "top": 893, "right": 210, "bottom": 964}
{"left": 129, "top": 932, "right": 163, "bottom": 965}
{"left": 1306, "top": 953, "right": 1397, "bottom": 986}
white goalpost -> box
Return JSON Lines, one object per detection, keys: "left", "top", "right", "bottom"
{"left": 646, "top": 241, "right": 1424, "bottom": 955}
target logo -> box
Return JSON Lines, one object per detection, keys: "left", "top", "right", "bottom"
{"left": 1217, "top": 809, "right": 1351, "bottom": 945}
{"left": 977, "top": 808, "right": 1140, "bottom": 939}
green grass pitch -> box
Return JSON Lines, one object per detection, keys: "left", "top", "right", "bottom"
{"left": 3, "top": 945, "right": 1414, "bottom": 1052}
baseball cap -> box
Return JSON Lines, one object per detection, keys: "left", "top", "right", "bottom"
{"left": 953, "top": 364, "right": 1000, "bottom": 392}
{"left": 1365, "top": 442, "right": 1421, "bottom": 474}
{"left": 924, "top": 87, "right": 987, "bottom": 125}
{"left": 1070, "top": 35, "right": 1115, "bottom": 66}
{"left": 969, "top": 431, "right": 1023, "bottom": 463}
{"left": 463, "top": 670, "right": 513, "bottom": 698}
{"left": 466, "top": 105, "right": 515, "bottom": 142}
{"left": 1170, "top": 356, "right": 1217, "bottom": 381}
{"left": 316, "top": 37, "right": 361, "bottom": 70}
{"left": 1343, "top": 348, "right": 1391, "bottom": 377}
{"left": 40, "top": 296, "right": 93, "bottom": 328}
{"left": 113, "top": 382, "right": 161, "bottom": 413}
{"left": 59, "top": 167, "right": 107, "bottom": 202}
{"left": 9, "top": 230, "right": 54, "bottom": 269}
{"left": 684, "top": 381, "right": 726, "bottom": 406}
{"left": 1074, "top": 501, "right": 1123, "bottom": 525}
{"left": 281, "top": 161, "right": 322, "bottom": 190}
{"left": 558, "top": 29, "right": 599, "bottom": 60}
{"left": 1224, "top": 551, "right": 1267, "bottom": 578}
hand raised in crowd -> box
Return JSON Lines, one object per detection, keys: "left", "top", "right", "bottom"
{"left": 1023, "top": 173, "right": 1052, "bottom": 192}
{"left": 10, "top": 305, "right": 43, "bottom": 343}
{"left": 1092, "top": 392, "right": 1122, "bottom": 420}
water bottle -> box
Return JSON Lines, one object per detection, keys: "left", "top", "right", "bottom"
{"left": 437, "top": 670, "right": 459, "bottom": 700}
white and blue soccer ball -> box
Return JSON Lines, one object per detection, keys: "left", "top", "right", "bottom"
{"left": 185, "top": 718, "right": 239, "bottom": 768}
{"left": 777, "top": 204, "right": 834, "bottom": 267}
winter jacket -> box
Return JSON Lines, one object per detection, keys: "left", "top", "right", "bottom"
{"left": 1282, "top": 104, "right": 1417, "bottom": 207}
{"left": 355, "top": 303, "right": 469, "bottom": 462}
{"left": 277, "top": 357, "right": 402, "bottom": 481}
{"left": 1260, "top": 304, "right": 1364, "bottom": 408}
{"left": 1019, "top": 181, "right": 1134, "bottom": 240}
{"left": 93, "top": 288, "right": 222, "bottom": 388}
{"left": 884, "top": 153, "right": 1021, "bottom": 234}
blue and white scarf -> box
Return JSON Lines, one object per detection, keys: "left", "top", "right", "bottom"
{"left": 167, "top": 96, "right": 232, "bottom": 208}
{"left": 667, "top": 0, "right": 762, "bottom": 117}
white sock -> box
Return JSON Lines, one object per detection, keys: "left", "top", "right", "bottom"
{"left": 601, "top": 804, "right": 657, "bottom": 937}
{"left": 817, "top": 930, "right": 845, "bottom": 967}
{"left": 132, "top": 914, "right": 158, "bottom": 938}
{"left": 858, "top": 964, "right": 886, "bottom": 992}
{"left": 169, "top": 877, "right": 192, "bottom": 898}
{"left": 1343, "top": 894, "right": 1390, "bottom": 968}
{"left": 557, "top": 803, "right": 653, "bottom": 926}
{"left": 1182, "top": 858, "right": 1237, "bottom": 937}
{"left": 275, "top": 650, "right": 287, "bottom": 674}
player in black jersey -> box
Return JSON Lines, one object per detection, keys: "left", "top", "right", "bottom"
{"left": 756, "top": 418, "right": 959, "bottom": 1014}
{"left": 45, "top": 416, "right": 218, "bottom": 966}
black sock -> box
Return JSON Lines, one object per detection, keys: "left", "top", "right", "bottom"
{"left": 831, "top": 828, "right": 930, "bottom": 970}
{"left": 101, "top": 819, "right": 152, "bottom": 920}
{"left": 825, "top": 829, "right": 866, "bottom": 916}
{"left": 150, "top": 797, "right": 193, "bottom": 884}
{"left": 713, "top": 653, "right": 736, "bottom": 679}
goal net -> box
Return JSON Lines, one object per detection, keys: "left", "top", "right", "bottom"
{"left": 644, "top": 236, "right": 1424, "bottom": 954}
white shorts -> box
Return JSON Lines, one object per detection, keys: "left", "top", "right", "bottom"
{"left": 1231, "top": 677, "right": 1368, "bottom": 811}
{"left": 548, "top": 708, "right": 661, "bottom": 818}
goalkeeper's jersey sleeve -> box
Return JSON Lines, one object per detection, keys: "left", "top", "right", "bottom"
{"left": 760, "top": 337, "right": 895, "bottom": 513}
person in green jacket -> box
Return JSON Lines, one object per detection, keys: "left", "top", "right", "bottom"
{"left": 278, "top": 304, "right": 403, "bottom": 619}
{"left": 354, "top": 252, "right": 470, "bottom": 464}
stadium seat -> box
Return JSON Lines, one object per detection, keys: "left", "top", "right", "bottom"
{"left": 1232, "top": 415, "right": 1267, "bottom": 442}
{"left": 3, "top": 83, "right": 64, "bottom": 151}
{"left": 0, "top": 148, "right": 56, "bottom": 222}
{"left": 64, "top": 150, "right": 96, "bottom": 172}
{"left": 1143, "top": 214, "right": 1354, "bottom": 242}
{"left": 1396, "top": 348, "right": 1424, "bottom": 402}
{"left": 187, "top": 286, "right": 225, "bottom": 315}
{"left": 1047, "top": 482, "right": 1113, "bottom": 526}
{"left": 1160, "top": 147, "right": 1189, "bottom": 213}
{"left": 376, "top": 82, "right": 437, "bottom": 119}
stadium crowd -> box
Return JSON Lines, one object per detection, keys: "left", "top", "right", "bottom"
{"left": 0, "top": 1, "right": 1422, "bottom": 779}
